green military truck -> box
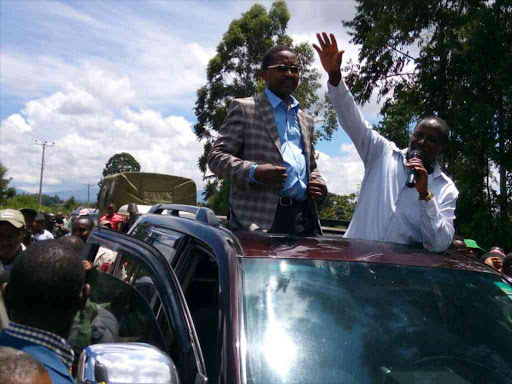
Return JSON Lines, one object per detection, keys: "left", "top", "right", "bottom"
{"left": 98, "top": 172, "right": 197, "bottom": 218}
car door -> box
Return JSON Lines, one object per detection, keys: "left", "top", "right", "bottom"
{"left": 82, "top": 227, "right": 208, "bottom": 384}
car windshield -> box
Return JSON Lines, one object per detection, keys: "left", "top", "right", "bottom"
{"left": 241, "top": 258, "right": 512, "bottom": 384}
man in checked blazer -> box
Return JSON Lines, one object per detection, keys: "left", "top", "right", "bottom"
{"left": 208, "top": 45, "right": 327, "bottom": 235}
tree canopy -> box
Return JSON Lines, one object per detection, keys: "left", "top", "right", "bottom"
{"left": 102, "top": 152, "right": 141, "bottom": 177}
{"left": 0, "top": 161, "right": 16, "bottom": 203}
{"left": 318, "top": 192, "right": 358, "bottom": 221}
{"left": 343, "top": 0, "right": 512, "bottom": 250}
{"left": 98, "top": 152, "right": 141, "bottom": 200}
{"left": 194, "top": 0, "right": 337, "bottom": 208}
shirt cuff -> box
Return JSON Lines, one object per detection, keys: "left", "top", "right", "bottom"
{"left": 249, "top": 163, "right": 260, "bottom": 184}
{"left": 419, "top": 197, "right": 438, "bottom": 218}
{"left": 327, "top": 78, "right": 350, "bottom": 93}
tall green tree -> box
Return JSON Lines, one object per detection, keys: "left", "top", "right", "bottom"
{"left": 194, "top": 0, "right": 337, "bottom": 210}
{"left": 98, "top": 152, "right": 141, "bottom": 196}
{"left": 0, "top": 161, "right": 16, "bottom": 203}
{"left": 342, "top": 0, "right": 512, "bottom": 249}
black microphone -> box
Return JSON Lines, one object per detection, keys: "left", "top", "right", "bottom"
{"left": 406, "top": 150, "right": 421, "bottom": 188}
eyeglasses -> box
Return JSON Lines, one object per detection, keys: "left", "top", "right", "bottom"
{"left": 411, "top": 130, "right": 442, "bottom": 146}
{"left": 266, "top": 64, "right": 300, "bottom": 74}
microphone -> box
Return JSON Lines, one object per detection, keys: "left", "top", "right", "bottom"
{"left": 406, "top": 150, "right": 421, "bottom": 188}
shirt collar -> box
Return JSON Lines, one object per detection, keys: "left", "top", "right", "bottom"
{"left": 401, "top": 148, "right": 442, "bottom": 179}
{"left": 5, "top": 321, "right": 74, "bottom": 370}
{"left": 265, "top": 88, "right": 300, "bottom": 110}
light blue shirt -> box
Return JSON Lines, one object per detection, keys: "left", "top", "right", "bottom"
{"left": 249, "top": 89, "right": 307, "bottom": 200}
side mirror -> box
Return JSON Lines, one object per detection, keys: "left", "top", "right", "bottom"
{"left": 77, "top": 343, "right": 180, "bottom": 384}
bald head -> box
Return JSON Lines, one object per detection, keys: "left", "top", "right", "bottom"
{"left": 416, "top": 117, "right": 450, "bottom": 143}
{"left": 409, "top": 116, "right": 450, "bottom": 167}
{"left": 0, "top": 347, "right": 52, "bottom": 384}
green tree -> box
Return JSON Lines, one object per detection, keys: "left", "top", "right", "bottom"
{"left": 98, "top": 152, "right": 141, "bottom": 197}
{"left": 41, "top": 194, "right": 62, "bottom": 207}
{"left": 194, "top": 0, "right": 337, "bottom": 212}
{"left": 318, "top": 192, "right": 358, "bottom": 221}
{"left": 65, "top": 196, "right": 77, "bottom": 210}
{"left": 0, "top": 161, "right": 12, "bottom": 202}
{"left": 342, "top": 0, "right": 512, "bottom": 250}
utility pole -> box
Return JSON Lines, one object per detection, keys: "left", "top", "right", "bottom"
{"left": 83, "top": 183, "right": 95, "bottom": 208}
{"left": 35, "top": 140, "right": 54, "bottom": 210}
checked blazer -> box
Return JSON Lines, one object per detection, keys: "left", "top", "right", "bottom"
{"left": 207, "top": 92, "right": 325, "bottom": 231}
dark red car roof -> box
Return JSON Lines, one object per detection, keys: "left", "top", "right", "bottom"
{"left": 234, "top": 231, "right": 495, "bottom": 274}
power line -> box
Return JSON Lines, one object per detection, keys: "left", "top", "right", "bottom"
{"left": 83, "top": 182, "right": 96, "bottom": 208}
{"left": 35, "top": 140, "right": 55, "bottom": 211}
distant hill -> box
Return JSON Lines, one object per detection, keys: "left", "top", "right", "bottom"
{"left": 53, "top": 187, "right": 100, "bottom": 203}
{"left": 15, "top": 187, "right": 100, "bottom": 204}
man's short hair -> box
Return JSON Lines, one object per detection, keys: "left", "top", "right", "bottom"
{"left": 417, "top": 116, "right": 450, "bottom": 144}
{"left": 74, "top": 215, "right": 95, "bottom": 229}
{"left": 261, "top": 45, "right": 295, "bottom": 70}
{"left": 6, "top": 240, "right": 85, "bottom": 313}
{"left": 58, "top": 235, "right": 85, "bottom": 257}
{"left": 0, "top": 347, "right": 48, "bottom": 384}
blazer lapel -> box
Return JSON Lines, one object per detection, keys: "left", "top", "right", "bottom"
{"left": 255, "top": 93, "right": 282, "bottom": 157}
{"left": 297, "top": 110, "right": 311, "bottom": 179}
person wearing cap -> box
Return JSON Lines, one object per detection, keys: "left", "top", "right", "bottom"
{"left": 463, "top": 239, "right": 486, "bottom": 259}
{"left": 32, "top": 213, "right": 54, "bottom": 242}
{"left": 0, "top": 209, "right": 27, "bottom": 271}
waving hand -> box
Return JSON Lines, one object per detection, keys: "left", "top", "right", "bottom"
{"left": 313, "top": 33, "right": 344, "bottom": 86}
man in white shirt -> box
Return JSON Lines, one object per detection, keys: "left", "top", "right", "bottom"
{"left": 314, "top": 33, "right": 458, "bottom": 252}
{"left": 33, "top": 213, "right": 54, "bottom": 242}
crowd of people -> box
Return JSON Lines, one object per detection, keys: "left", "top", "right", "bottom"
{"left": 1, "top": 34, "right": 511, "bottom": 383}
{"left": 0, "top": 204, "right": 128, "bottom": 383}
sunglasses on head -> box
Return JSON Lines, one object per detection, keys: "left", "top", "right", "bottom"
{"left": 266, "top": 64, "right": 300, "bottom": 74}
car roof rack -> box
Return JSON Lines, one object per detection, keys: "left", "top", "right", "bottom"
{"left": 148, "top": 204, "right": 219, "bottom": 227}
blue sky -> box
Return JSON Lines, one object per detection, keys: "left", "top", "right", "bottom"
{"left": 0, "top": 0, "right": 382, "bottom": 197}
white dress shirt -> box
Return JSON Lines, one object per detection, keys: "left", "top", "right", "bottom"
{"left": 33, "top": 229, "right": 54, "bottom": 241}
{"left": 328, "top": 80, "right": 459, "bottom": 252}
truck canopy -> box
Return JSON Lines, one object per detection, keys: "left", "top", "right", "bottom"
{"left": 98, "top": 172, "right": 197, "bottom": 215}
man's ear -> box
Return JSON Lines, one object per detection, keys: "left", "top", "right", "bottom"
{"left": 260, "top": 69, "right": 267, "bottom": 82}
{"left": 79, "top": 284, "right": 91, "bottom": 311}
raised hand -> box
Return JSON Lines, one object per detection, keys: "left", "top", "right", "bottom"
{"left": 313, "top": 32, "right": 344, "bottom": 85}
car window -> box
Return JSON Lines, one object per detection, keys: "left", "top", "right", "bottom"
{"left": 131, "top": 225, "right": 185, "bottom": 267}
{"left": 175, "top": 244, "right": 220, "bottom": 382}
{"left": 241, "top": 258, "right": 512, "bottom": 384}
{"left": 68, "top": 264, "right": 167, "bottom": 369}
{"left": 83, "top": 228, "right": 207, "bottom": 384}
{"left": 113, "top": 252, "right": 181, "bottom": 361}
{"left": 149, "top": 228, "right": 185, "bottom": 266}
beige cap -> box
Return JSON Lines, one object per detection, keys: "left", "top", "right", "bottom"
{"left": 0, "top": 209, "right": 26, "bottom": 228}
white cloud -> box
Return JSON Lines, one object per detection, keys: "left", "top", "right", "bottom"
{"left": 1, "top": 0, "right": 380, "bottom": 200}
{"left": 5, "top": 114, "right": 32, "bottom": 133}
{"left": 316, "top": 144, "right": 364, "bottom": 195}
{"left": 1, "top": 65, "right": 205, "bottom": 196}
